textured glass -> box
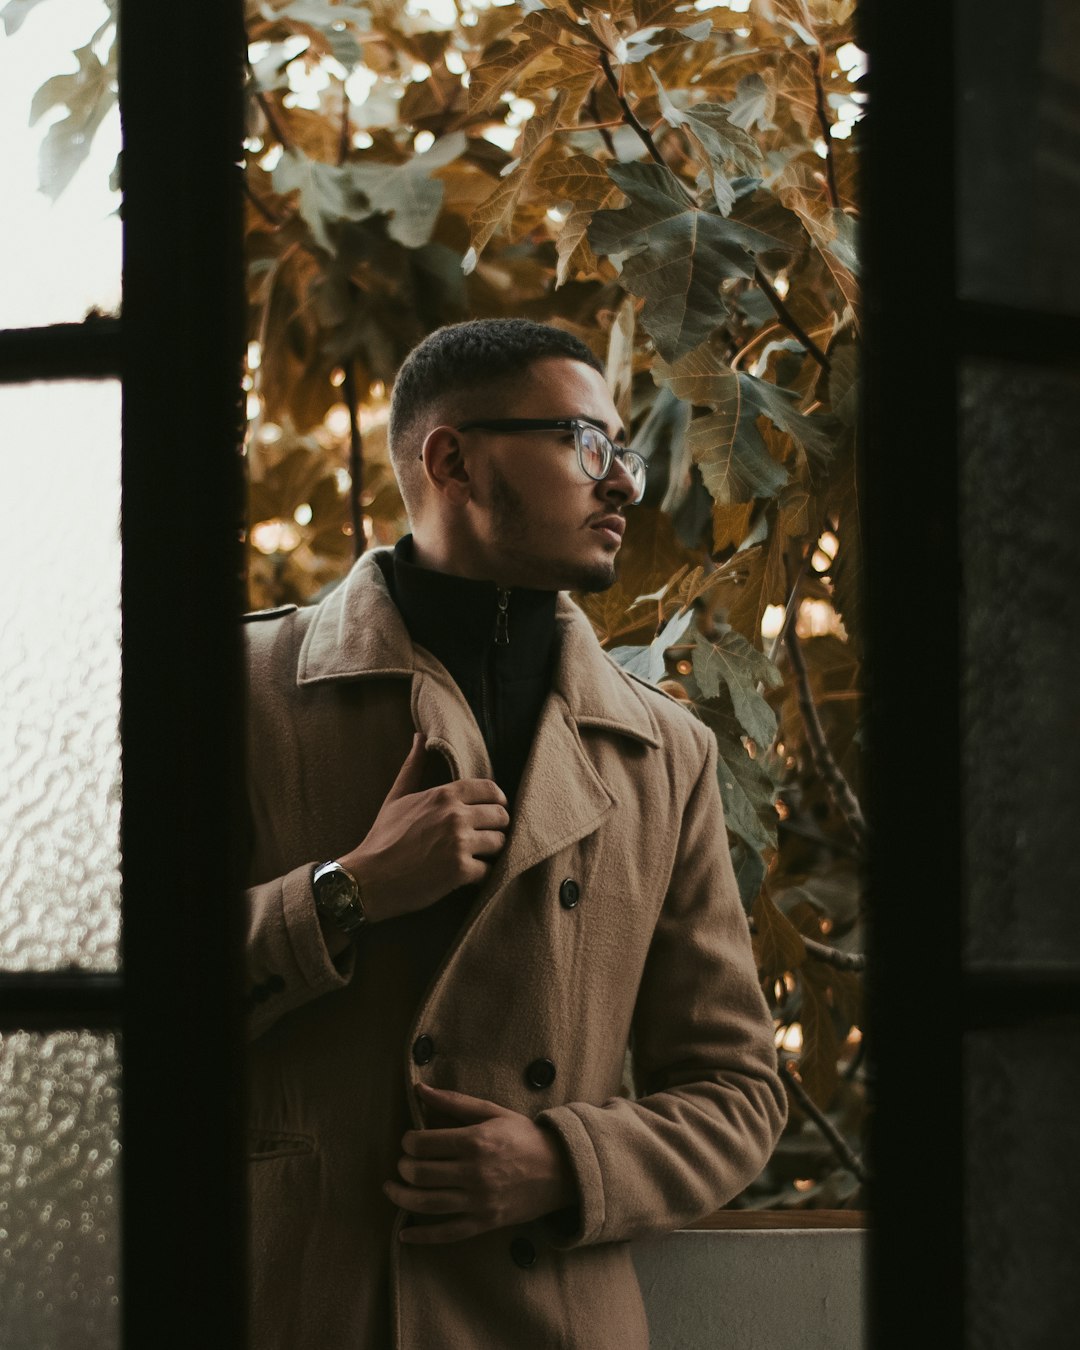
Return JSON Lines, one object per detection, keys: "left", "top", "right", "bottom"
{"left": 0, "top": 0, "right": 121, "bottom": 328}
{"left": 961, "top": 360, "right": 1080, "bottom": 969}
{"left": 957, "top": 0, "right": 1080, "bottom": 312}
{"left": 0, "top": 382, "right": 121, "bottom": 970}
{"left": 0, "top": 1031, "right": 120, "bottom": 1349}
{"left": 965, "top": 1022, "right": 1080, "bottom": 1348}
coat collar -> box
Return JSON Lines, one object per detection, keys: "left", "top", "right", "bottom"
{"left": 296, "top": 550, "right": 662, "bottom": 750}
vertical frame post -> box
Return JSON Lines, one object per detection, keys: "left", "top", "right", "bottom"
{"left": 118, "top": 3, "right": 248, "bottom": 1344}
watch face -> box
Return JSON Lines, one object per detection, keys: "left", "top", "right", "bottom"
{"left": 313, "top": 863, "right": 365, "bottom": 934}
{"left": 319, "top": 869, "right": 355, "bottom": 909}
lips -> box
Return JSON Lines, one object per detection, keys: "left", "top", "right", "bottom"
{"left": 589, "top": 515, "right": 625, "bottom": 543}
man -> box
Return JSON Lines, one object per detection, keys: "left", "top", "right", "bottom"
{"left": 243, "top": 319, "right": 785, "bottom": 1349}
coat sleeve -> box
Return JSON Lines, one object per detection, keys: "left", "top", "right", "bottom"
{"left": 243, "top": 860, "right": 355, "bottom": 1042}
{"left": 536, "top": 730, "right": 786, "bottom": 1245}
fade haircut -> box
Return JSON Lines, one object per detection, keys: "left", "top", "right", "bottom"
{"left": 387, "top": 318, "right": 604, "bottom": 518}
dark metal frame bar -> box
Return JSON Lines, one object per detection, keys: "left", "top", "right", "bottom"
{"left": 860, "top": 1, "right": 965, "bottom": 1345}
{"left": 0, "top": 1, "right": 248, "bottom": 1346}
{"left": 118, "top": 3, "right": 247, "bottom": 1346}
{"left": 0, "top": 320, "right": 123, "bottom": 382}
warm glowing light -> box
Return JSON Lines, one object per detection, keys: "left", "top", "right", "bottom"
{"left": 257, "top": 422, "right": 282, "bottom": 446}
{"left": 325, "top": 404, "right": 351, "bottom": 437}
{"left": 251, "top": 519, "right": 301, "bottom": 554}
{"left": 370, "top": 380, "right": 386, "bottom": 398}
{"left": 293, "top": 503, "right": 313, "bottom": 526}
{"left": 777, "top": 1024, "right": 803, "bottom": 1052}
{"left": 761, "top": 604, "right": 785, "bottom": 640}
{"left": 793, "top": 1178, "right": 815, "bottom": 1193}
{"left": 247, "top": 340, "right": 262, "bottom": 370}
{"left": 331, "top": 367, "right": 346, "bottom": 388}
{"left": 414, "top": 130, "right": 435, "bottom": 153}
{"left": 818, "top": 530, "right": 839, "bottom": 559}
{"left": 246, "top": 391, "right": 262, "bottom": 420}
{"left": 676, "top": 659, "right": 692, "bottom": 676}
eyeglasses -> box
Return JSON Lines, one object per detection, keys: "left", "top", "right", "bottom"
{"left": 453, "top": 418, "right": 647, "bottom": 505}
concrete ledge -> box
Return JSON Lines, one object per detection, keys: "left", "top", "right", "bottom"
{"left": 632, "top": 1227, "right": 866, "bottom": 1350}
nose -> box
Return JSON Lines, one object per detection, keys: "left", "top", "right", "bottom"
{"left": 598, "top": 450, "right": 638, "bottom": 505}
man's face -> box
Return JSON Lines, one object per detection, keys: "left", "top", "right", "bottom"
{"left": 460, "top": 357, "right": 636, "bottom": 592}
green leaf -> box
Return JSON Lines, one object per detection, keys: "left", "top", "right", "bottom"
{"left": 273, "top": 150, "right": 366, "bottom": 253}
{"left": 695, "top": 692, "right": 779, "bottom": 874}
{"left": 693, "top": 627, "right": 781, "bottom": 747}
{"left": 650, "top": 74, "right": 762, "bottom": 215}
{"left": 349, "top": 132, "right": 467, "bottom": 249}
{"left": 1, "top": 0, "right": 50, "bottom": 36}
{"left": 273, "top": 134, "right": 466, "bottom": 254}
{"left": 31, "top": 44, "right": 117, "bottom": 200}
{"left": 655, "top": 340, "right": 834, "bottom": 498}
{"left": 727, "top": 73, "right": 775, "bottom": 132}
{"left": 609, "top": 606, "right": 695, "bottom": 684}
{"left": 588, "top": 162, "right": 786, "bottom": 362}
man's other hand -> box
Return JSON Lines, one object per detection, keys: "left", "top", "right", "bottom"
{"left": 337, "top": 734, "right": 509, "bottom": 923}
{"left": 384, "top": 1083, "right": 576, "bottom": 1244}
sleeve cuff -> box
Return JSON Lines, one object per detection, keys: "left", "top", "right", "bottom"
{"left": 280, "top": 862, "right": 355, "bottom": 992}
{"left": 535, "top": 1104, "right": 607, "bottom": 1247}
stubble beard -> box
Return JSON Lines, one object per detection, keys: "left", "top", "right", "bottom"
{"left": 488, "top": 466, "right": 618, "bottom": 593}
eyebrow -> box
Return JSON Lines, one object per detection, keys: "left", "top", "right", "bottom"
{"left": 577, "top": 415, "right": 627, "bottom": 443}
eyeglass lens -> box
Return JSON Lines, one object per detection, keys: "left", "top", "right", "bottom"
{"left": 578, "top": 424, "right": 645, "bottom": 500}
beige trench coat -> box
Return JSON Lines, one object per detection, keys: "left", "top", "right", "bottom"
{"left": 243, "top": 550, "right": 785, "bottom": 1350}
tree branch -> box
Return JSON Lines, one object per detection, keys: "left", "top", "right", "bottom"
{"left": 810, "top": 48, "right": 840, "bottom": 210}
{"left": 256, "top": 90, "right": 291, "bottom": 150}
{"left": 783, "top": 1059, "right": 868, "bottom": 1182}
{"left": 754, "top": 266, "right": 831, "bottom": 373}
{"left": 244, "top": 179, "right": 289, "bottom": 228}
{"left": 342, "top": 356, "right": 366, "bottom": 561}
{"left": 338, "top": 82, "right": 350, "bottom": 167}
{"left": 784, "top": 620, "right": 866, "bottom": 849}
{"left": 587, "top": 87, "right": 617, "bottom": 158}
{"left": 802, "top": 934, "right": 866, "bottom": 972}
{"left": 598, "top": 51, "right": 696, "bottom": 203}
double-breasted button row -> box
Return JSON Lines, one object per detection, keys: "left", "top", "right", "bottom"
{"left": 559, "top": 877, "right": 580, "bottom": 909}
{"left": 247, "top": 973, "right": 285, "bottom": 1006}
{"left": 412, "top": 1036, "right": 552, "bottom": 1089}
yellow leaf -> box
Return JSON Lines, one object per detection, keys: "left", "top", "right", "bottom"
{"left": 536, "top": 153, "right": 626, "bottom": 288}
{"left": 752, "top": 890, "right": 807, "bottom": 980}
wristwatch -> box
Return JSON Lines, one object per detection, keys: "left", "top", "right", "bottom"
{"left": 311, "top": 861, "right": 368, "bottom": 938}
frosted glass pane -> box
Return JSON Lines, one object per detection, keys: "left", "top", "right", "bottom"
{"left": 0, "top": 1031, "right": 120, "bottom": 1350}
{"left": 0, "top": 0, "right": 121, "bottom": 328}
{"left": 0, "top": 381, "right": 121, "bottom": 970}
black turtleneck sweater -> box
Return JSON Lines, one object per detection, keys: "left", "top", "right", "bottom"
{"left": 383, "top": 536, "right": 559, "bottom": 809}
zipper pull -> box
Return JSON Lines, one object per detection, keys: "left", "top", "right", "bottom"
{"left": 495, "top": 588, "right": 510, "bottom": 646}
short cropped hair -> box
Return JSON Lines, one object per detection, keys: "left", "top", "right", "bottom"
{"left": 387, "top": 318, "right": 603, "bottom": 518}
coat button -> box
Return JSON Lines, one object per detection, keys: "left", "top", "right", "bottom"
{"left": 559, "top": 878, "right": 580, "bottom": 909}
{"left": 510, "top": 1237, "right": 536, "bottom": 1269}
{"left": 525, "top": 1058, "right": 556, "bottom": 1090}
{"left": 412, "top": 1034, "right": 435, "bottom": 1066}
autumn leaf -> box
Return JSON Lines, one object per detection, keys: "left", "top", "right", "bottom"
{"left": 589, "top": 161, "right": 787, "bottom": 361}
{"left": 346, "top": 132, "right": 468, "bottom": 248}
{"left": 752, "top": 889, "right": 807, "bottom": 980}
{"left": 536, "top": 153, "right": 626, "bottom": 287}
{"left": 467, "top": 10, "right": 593, "bottom": 114}
{"left": 464, "top": 95, "right": 567, "bottom": 270}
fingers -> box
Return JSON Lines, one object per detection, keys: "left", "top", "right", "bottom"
{"left": 385, "top": 732, "right": 428, "bottom": 802}
{"left": 382, "top": 1178, "right": 470, "bottom": 1216}
{"left": 469, "top": 829, "right": 508, "bottom": 859}
{"left": 414, "top": 1082, "right": 511, "bottom": 1124}
{"left": 454, "top": 777, "right": 508, "bottom": 808}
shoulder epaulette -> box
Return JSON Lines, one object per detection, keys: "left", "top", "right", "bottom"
{"left": 242, "top": 604, "right": 298, "bottom": 623}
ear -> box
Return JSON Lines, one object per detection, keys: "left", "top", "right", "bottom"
{"left": 419, "top": 425, "right": 473, "bottom": 505}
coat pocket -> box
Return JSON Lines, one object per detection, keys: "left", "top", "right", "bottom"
{"left": 248, "top": 1128, "right": 316, "bottom": 1161}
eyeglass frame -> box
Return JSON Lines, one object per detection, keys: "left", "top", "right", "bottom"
{"left": 436, "top": 417, "right": 647, "bottom": 505}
